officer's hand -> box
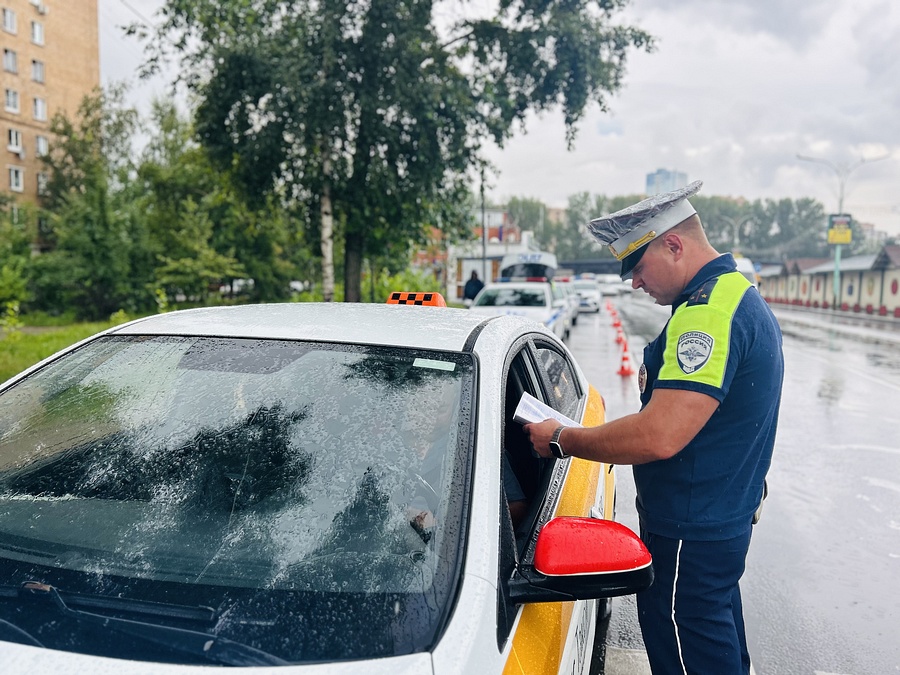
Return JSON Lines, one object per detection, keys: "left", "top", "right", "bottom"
{"left": 523, "top": 419, "right": 559, "bottom": 459}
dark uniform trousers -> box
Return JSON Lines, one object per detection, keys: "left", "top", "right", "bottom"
{"left": 637, "top": 527, "right": 753, "bottom": 674}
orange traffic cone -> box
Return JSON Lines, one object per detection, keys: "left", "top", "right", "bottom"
{"left": 616, "top": 328, "right": 625, "bottom": 344}
{"left": 618, "top": 348, "right": 635, "bottom": 376}
{"left": 612, "top": 316, "right": 621, "bottom": 328}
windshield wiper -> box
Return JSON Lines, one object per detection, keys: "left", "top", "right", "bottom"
{"left": 0, "top": 582, "right": 216, "bottom": 623}
{"left": 16, "top": 582, "right": 287, "bottom": 666}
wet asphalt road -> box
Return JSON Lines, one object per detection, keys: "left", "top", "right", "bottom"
{"left": 569, "top": 292, "right": 900, "bottom": 675}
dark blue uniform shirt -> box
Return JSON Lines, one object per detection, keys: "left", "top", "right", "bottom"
{"left": 635, "top": 254, "right": 784, "bottom": 540}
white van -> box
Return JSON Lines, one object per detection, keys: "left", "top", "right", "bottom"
{"left": 499, "top": 251, "right": 558, "bottom": 280}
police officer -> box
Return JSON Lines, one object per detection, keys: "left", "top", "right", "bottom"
{"left": 525, "top": 181, "right": 783, "bottom": 674}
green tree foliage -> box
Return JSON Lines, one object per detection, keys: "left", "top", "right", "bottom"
{"left": 138, "top": 101, "right": 251, "bottom": 303}
{"left": 139, "top": 0, "right": 653, "bottom": 302}
{"left": 507, "top": 197, "right": 552, "bottom": 250}
{"left": 27, "top": 90, "right": 305, "bottom": 318}
{"left": 31, "top": 87, "right": 152, "bottom": 319}
{"left": 554, "top": 193, "right": 598, "bottom": 261}
{"left": 691, "top": 195, "right": 756, "bottom": 252}
{"left": 554, "top": 192, "right": 643, "bottom": 261}
{"left": 0, "top": 197, "right": 34, "bottom": 306}
{"left": 519, "top": 191, "right": 835, "bottom": 263}
{"left": 695, "top": 195, "right": 830, "bottom": 259}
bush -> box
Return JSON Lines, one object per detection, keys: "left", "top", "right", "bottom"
{"left": 291, "top": 269, "right": 444, "bottom": 304}
{"left": 370, "top": 268, "right": 444, "bottom": 302}
{"left": 0, "top": 302, "right": 23, "bottom": 342}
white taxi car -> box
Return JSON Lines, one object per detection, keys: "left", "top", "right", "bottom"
{"left": 468, "top": 279, "right": 570, "bottom": 341}
{"left": 0, "top": 296, "right": 651, "bottom": 674}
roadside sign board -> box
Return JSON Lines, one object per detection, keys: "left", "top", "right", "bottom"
{"left": 827, "top": 214, "right": 852, "bottom": 245}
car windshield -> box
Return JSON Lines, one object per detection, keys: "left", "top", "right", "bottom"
{"left": 0, "top": 335, "right": 475, "bottom": 664}
{"left": 574, "top": 281, "right": 598, "bottom": 291}
{"left": 474, "top": 287, "right": 548, "bottom": 307}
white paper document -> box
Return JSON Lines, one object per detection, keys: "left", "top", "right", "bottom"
{"left": 513, "top": 392, "right": 582, "bottom": 428}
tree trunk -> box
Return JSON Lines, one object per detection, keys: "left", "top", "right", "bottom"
{"left": 344, "top": 229, "right": 363, "bottom": 302}
{"left": 320, "top": 159, "right": 335, "bottom": 302}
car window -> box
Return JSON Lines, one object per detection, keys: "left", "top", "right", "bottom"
{"left": 0, "top": 335, "right": 476, "bottom": 663}
{"left": 473, "top": 286, "right": 548, "bottom": 307}
{"left": 500, "top": 262, "right": 555, "bottom": 278}
{"left": 534, "top": 343, "right": 582, "bottom": 420}
{"left": 497, "top": 346, "right": 547, "bottom": 644}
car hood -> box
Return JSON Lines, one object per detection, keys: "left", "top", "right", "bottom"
{"left": 0, "top": 640, "right": 433, "bottom": 674}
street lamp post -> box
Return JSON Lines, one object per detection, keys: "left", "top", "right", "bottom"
{"left": 480, "top": 164, "right": 487, "bottom": 284}
{"left": 796, "top": 153, "right": 889, "bottom": 310}
{"left": 719, "top": 214, "right": 754, "bottom": 251}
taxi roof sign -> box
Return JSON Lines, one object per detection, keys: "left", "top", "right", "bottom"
{"left": 386, "top": 291, "right": 447, "bottom": 307}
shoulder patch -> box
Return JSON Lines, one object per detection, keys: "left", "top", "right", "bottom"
{"left": 687, "top": 278, "right": 719, "bottom": 306}
{"left": 676, "top": 331, "right": 714, "bottom": 374}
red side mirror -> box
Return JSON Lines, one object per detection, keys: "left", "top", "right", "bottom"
{"left": 534, "top": 517, "right": 651, "bottom": 576}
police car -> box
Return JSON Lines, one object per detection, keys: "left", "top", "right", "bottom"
{"left": 552, "top": 278, "right": 582, "bottom": 327}
{"left": 572, "top": 278, "right": 603, "bottom": 313}
{"left": 468, "top": 279, "right": 571, "bottom": 341}
{"left": 0, "top": 296, "right": 652, "bottom": 673}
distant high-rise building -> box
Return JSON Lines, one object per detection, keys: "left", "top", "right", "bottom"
{"left": 2, "top": 0, "right": 99, "bottom": 204}
{"left": 646, "top": 168, "right": 688, "bottom": 196}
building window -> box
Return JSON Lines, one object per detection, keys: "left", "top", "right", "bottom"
{"left": 31, "top": 20, "right": 43, "bottom": 45}
{"left": 7, "top": 128, "right": 23, "bottom": 152}
{"left": 37, "top": 171, "right": 48, "bottom": 196}
{"left": 4, "top": 89, "right": 19, "bottom": 113}
{"left": 33, "top": 97, "right": 47, "bottom": 121}
{"left": 2, "top": 8, "right": 16, "bottom": 34}
{"left": 3, "top": 49, "right": 17, "bottom": 73}
{"left": 36, "top": 135, "right": 48, "bottom": 157}
{"left": 31, "top": 59, "right": 44, "bottom": 83}
{"left": 9, "top": 167, "right": 24, "bottom": 193}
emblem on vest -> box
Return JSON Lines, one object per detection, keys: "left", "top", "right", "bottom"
{"left": 676, "top": 331, "right": 714, "bottom": 374}
{"left": 638, "top": 362, "right": 647, "bottom": 393}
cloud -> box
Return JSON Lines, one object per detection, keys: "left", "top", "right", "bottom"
{"left": 634, "top": 0, "right": 835, "bottom": 49}
{"left": 98, "top": 0, "right": 900, "bottom": 236}
{"left": 484, "top": 0, "right": 900, "bottom": 235}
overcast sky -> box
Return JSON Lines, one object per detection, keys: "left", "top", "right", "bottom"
{"left": 99, "top": 0, "right": 900, "bottom": 236}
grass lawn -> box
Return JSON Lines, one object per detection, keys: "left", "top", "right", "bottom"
{"left": 0, "top": 321, "right": 116, "bottom": 384}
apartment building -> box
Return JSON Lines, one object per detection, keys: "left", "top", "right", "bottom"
{"left": 2, "top": 0, "right": 98, "bottom": 203}
{"left": 645, "top": 168, "right": 688, "bottom": 196}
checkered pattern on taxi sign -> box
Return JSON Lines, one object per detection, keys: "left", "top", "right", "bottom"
{"left": 386, "top": 292, "right": 447, "bottom": 307}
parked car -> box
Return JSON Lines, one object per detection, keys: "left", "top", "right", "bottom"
{"left": 553, "top": 278, "right": 582, "bottom": 327}
{"left": 0, "top": 299, "right": 652, "bottom": 673}
{"left": 573, "top": 279, "right": 603, "bottom": 313}
{"left": 598, "top": 273, "right": 626, "bottom": 296}
{"left": 469, "top": 279, "right": 570, "bottom": 340}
